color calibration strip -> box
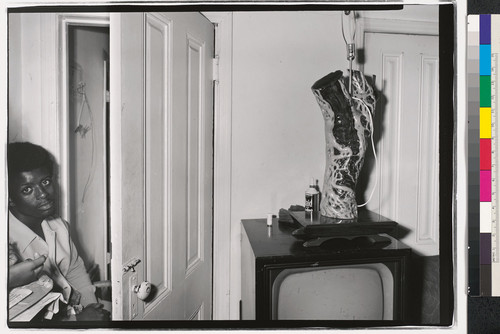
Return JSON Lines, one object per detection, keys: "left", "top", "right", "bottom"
{"left": 468, "top": 14, "right": 480, "bottom": 296}
{"left": 480, "top": 14, "right": 492, "bottom": 296}
{"left": 469, "top": 14, "right": 500, "bottom": 296}
{"left": 491, "top": 16, "right": 500, "bottom": 296}
{"left": 467, "top": 15, "right": 481, "bottom": 296}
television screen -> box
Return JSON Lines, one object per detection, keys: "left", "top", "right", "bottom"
{"left": 272, "top": 263, "right": 394, "bottom": 320}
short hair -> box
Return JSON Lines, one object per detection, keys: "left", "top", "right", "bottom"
{"left": 7, "top": 142, "right": 54, "bottom": 178}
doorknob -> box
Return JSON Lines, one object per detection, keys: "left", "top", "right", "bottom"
{"left": 132, "top": 281, "right": 152, "bottom": 301}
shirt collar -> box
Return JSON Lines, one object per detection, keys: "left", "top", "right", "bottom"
{"left": 8, "top": 211, "right": 39, "bottom": 255}
{"left": 8, "top": 212, "right": 58, "bottom": 254}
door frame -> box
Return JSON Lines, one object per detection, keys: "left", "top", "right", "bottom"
{"left": 202, "top": 11, "right": 233, "bottom": 320}
{"left": 57, "top": 13, "right": 110, "bottom": 284}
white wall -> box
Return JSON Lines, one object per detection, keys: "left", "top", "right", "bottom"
{"left": 9, "top": 14, "right": 45, "bottom": 144}
{"left": 8, "top": 13, "right": 59, "bottom": 156}
{"left": 232, "top": 11, "right": 340, "bottom": 220}
{"left": 8, "top": 14, "right": 22, "bottom": 141}
{"left": 229, "top": 5, "right": 439, "bottom": 317}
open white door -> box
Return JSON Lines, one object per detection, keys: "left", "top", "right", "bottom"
{"left": 361, "top": 26, "right": 439, "bottom": 256}
{"left": 110, "top": 12, "right": 214, "bottom": 320}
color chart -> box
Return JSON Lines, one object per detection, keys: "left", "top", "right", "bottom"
{"left": 468, "top": 14, "right": 500, "bottom": 297}
{"left": 468, "top": 14, "right": 480, "bottom": 297}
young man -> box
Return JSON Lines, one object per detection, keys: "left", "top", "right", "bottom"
{"left": 8, "top": 141, "right": 109, "bottom": 321}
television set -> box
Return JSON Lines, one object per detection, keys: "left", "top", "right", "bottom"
{"left": 241, "top": 216, "right": 411, "bottom": 325}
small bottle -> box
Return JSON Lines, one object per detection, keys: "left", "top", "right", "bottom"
{"left": 305, "top": 178, "right": 319, "bottom": 213}
{"left": 267, "top": 213, "right": 273, "bottom": 227}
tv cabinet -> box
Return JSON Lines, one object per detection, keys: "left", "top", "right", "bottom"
{"left": 241, "top": 214, "right": 412, "bottom": 323}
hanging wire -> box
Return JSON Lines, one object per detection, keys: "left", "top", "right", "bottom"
{"left": 74, "top": 81, "right": 96, "bottom": 204}
{"left": 341, "top": 10, "right": 357, "bottom": 96}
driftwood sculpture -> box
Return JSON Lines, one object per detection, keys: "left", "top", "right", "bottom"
{"left": 311, "top": 70, "right": 376, "bottom": 222}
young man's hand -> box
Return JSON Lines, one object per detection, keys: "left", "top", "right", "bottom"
{"left": 76, "top": 303, "right": 111, "bottom": 321}
{"left": 8, "top": 255, "right": 46, "bottom": 289}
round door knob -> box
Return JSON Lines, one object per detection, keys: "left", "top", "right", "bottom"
{"left": 133, "top": 281, "right": 152, "bottom": 300}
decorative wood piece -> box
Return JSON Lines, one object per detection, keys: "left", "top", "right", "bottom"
{"left": 311, "top": 70, "right": 376, "bottom": 221}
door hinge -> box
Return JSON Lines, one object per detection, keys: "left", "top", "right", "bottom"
{"left": 212, "top": 56, "right": 220, "bottom": 83}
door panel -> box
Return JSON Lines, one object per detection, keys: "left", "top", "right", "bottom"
{"left": 361, "top": 32, "right": 439, "bottom": 256}
{"left": 187, "top": 34, "right": 203, "bottom": 275}
{"left": 144, "top": 13, "right": 172, "bottom": 317}
{"left": 113, "top": 12, "right": 214, "bottom": 320}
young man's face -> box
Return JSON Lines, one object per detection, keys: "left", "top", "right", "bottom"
{"left": 9, "top": 166, "right": 56, "bottom": 222}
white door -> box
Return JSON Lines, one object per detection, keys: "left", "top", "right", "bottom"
{"left": 111, "top": 12, "right": 214, "bottom": 320}
{"left": 361, "top": 31, "right": 439, "bottom": 256}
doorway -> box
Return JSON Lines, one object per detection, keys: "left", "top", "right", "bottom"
{"left": 67, "top": 25, "right": 110, "bottom": 283}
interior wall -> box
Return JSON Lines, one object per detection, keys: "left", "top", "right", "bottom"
{"left": 229, "top": 6, "right": 439, "bottom": 318}
{"left": 68, "top": 25, "right": 109, "bottom": 279}
{"left": 8, "top": 13, "right": 45, "bottom": 144}
{"left": 8, "top": 13, "right": 60, "bottom": 179}
{"left": 232, "top": 11, "right": 332, "bottom": 219}
{"left": 8, "top": 14, "right": 22, "bottom": 141}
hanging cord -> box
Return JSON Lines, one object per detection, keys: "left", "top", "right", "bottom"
{"left": 74, "top": 82, "right": 96, "bottom": 204}
{"left": 341, "top": 10, "right": 357, "bottom": 96}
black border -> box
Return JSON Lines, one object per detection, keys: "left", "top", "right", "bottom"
{"left": 7, "top": 4, "right": 403, "bottom": 13}
{"left": 469, "top": 0, "right": 500, "bottom": 15}
{"left": 439, "top": 3, "right": 455, "bottom": 327}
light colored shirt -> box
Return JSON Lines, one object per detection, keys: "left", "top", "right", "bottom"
{"left": 9, "top": 212, "right": 97, "bottom": 307}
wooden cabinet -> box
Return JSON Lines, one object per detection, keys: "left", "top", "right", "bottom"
{"left": 241, "top": 215, "right": 412, "bottom": 324}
